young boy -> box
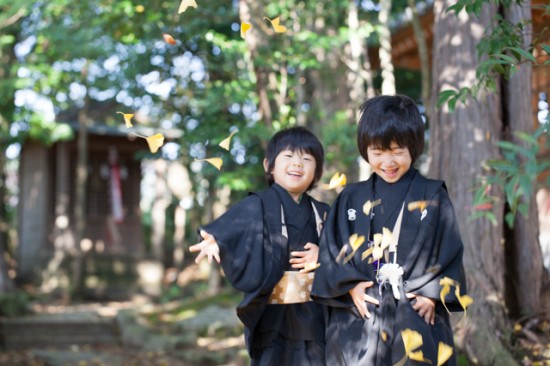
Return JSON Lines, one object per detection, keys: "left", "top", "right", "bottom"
{"left": 190, "top": 126, "right": 330, "bottom": 365}
{"left": 311, "top": 95, "right": 467, "bottom": 365}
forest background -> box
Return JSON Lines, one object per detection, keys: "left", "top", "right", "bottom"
{"left": 0, "top": 0, "right": 549, "bottom": 365}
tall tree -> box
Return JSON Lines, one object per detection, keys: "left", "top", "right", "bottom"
{"left": 429, "top": 0, "right": 549, "bottom": 362}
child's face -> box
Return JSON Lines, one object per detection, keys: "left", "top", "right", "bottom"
{"left": 367, "top": 142, "right": 411, "bottom": 183}
{"left": 265, "top": 149, "right": 316, "bottom": 202}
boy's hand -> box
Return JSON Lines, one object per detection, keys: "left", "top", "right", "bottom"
{"left": 407, "top": 293, "right": 436, "bottom": 325}
{"left": 349, "top": 281, "right": 380, "bottom": 319}
{"left": 189, "top": 230, "right": 220, "bottom": 264}
{"left": 290, "top": 243, "right": 319, "bottom": 272}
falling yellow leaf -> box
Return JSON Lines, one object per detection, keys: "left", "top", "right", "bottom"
{"left": 163, "top": 33, "right": 177, "bottom": 45}
{"left": 437, "top": 342, "right": 453, "bottom": 366}
{"left": 117, "top": 111, "right": 134, "bottom": 128}
{"left": 178, "top": 0, "right": 197, "bottom": 13}
{"left": 363, "top": 199, "right": 381, "bottom": 216}
{"left": 408, "top": 200, "right": 436, "bottom": 212}
{"left": 455, "top": 285, "right": 473, "bottom": 311}
{"left": 513, "top": 322, "right": 522, "bottom": 333}
{"left": 145, "top": 134, "right": 165, "bottom": 153}
{"left": 329, "top": 172, "right": 347, "bottom": 189}
{"left": 381, "top": 227, "right": 393, "bottom": 250}
{"left": 219, "top": 130, "right": 238, "bottom": 151}
{"left": 381, "top": 330, "right": 388, "bottom": 342}
{"left": 361, "top": 246, "right": 373, "bottom": 261}
{"left": 401, "top": 328, "right": 423, "bottom": 355}
{"left": 240, "top": 22, "right": 252, "bottom": 38}
{"left": 439, "top": 277, "right": 455, "bottom": 314}
{"left": 409, "top": 350, "right": 430, "bottom": 362}
{"left": 196, "top": 157, "right": 223, "bottom": 170}
{"left": 263, "top": 16, "right": 287, "bottom": 33}
{"left": 372, "top": 245, "right": 384, "bottom": 261}
{"left": 349, "top": 234, "right": 365, "bottom": 252}
{"left": 135, "top": 5, "right": 145, "bottom": 12}
{"left": 335, "top": 244, "right": 349, "bottom": 263}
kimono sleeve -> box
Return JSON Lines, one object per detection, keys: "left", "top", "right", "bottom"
{"left": 404, "top": 186, "right": 467, "bottom": 311}
{"left": 200, "top": 194, "right": 267, "bottom": 293}
{"left": 312, "top": 186, "right": 373, "bottom": 307}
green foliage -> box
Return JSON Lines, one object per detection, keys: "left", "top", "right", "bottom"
{"left": 439, "top": 5, "right": 548, "bottom": 112}
{"left": 0, "top": 291, "right": 31, "bottom": 317}
{"left": 471, "top": 125, "right": 550, "bottom": 227}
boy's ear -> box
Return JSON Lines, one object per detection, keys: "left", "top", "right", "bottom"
{"left": 263, "top": 158, "right": 269, "bottom": 173}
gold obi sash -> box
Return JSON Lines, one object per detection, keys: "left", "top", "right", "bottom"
{"left": 268, "top": 271, "right": 315, "bottom": 304}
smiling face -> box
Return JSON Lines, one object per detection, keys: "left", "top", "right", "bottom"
{"left": 367, "top": 142, "right": 412, "bottom": 183}
{"left": 264, "top": 149, "right": 316, "bottom": 202}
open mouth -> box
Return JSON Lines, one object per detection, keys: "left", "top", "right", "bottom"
{"left": 287, "top": 171, "right": 303, "bottom": 177}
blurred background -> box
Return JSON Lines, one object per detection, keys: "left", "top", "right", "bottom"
{"left": 0, "top": 0, "right": 549, "bottom": 365}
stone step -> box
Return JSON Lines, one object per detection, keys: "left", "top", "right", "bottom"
{"left": 0, "top": 311, "right": 117, "bottom": 350}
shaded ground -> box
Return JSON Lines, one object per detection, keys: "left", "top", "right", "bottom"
{"left": 2, "top": 261, "right": 550, "bottom": 365}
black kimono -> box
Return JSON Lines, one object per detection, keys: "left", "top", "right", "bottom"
{"left": 311, "top": 168, "right": 466, "bottom": 366}
{"left": 201, "top": 183, "right": 330, "bottom": 365}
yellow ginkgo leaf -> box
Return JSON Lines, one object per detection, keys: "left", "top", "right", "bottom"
{"left": 196, "top": 157, "right": 223, "bottom": 170}
{"left": 381, "top": 330, "right": 388, "bottom": 342}
{"left": 439, "top": 276, "right": 456, "bottom": 314}
{"left": 363, "top": 199, "right": 381, "bottom": 216}
{"left": 437, "top": 342, "right": 453, "bottom": 366}
{"left": 145, "top": 133, "right": 165, "bottom": 153}
{"left": 513, "top": 322, "right": 522, "bottom": 333}
{"left": 328, "top": 172, "right": 347, "bottom": 189}
{"left": 455, "top": 285, "right": 474, "bottom": 311}
{"left": 117, "top": 111, "right": 134, "bottom": 128}
{"left": 349, "top": 234, "right": 365, "bottom": 252}
{"left": 408, "top": 200, "right": 436, "bottom": 212}
{"left": 372, "top": 244, "right": 384, "bottom": 261}
{"left": 264, "top": 16, "right": 287, "bottom": 33}
{"left": 373, "top": 233, "right": 382, "bottom": 246}
{"left": 335, "top": 244, "right": 349, "bottom": 264}
{"left": 401, "top": 328, "right": 423, "bottom": 355}
{"left": 219, "top": 130, "right": 238, "bottom": 151}
{"left": 381, "top": 227, "right": 393, "bottom": 250}
{"left": 240, "top": 22, "right": 252, "bottom": 38}
{"left": 361, "top": 246, "right": 373, "bottom": 261}
{"left": 178, "top": 0, "right": 197, "bottom": 13}
{"left": 409, "top": 350, "right": 430, "bottom": 362}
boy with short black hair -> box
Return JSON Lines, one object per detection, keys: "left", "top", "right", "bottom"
{"left": 191, "top": 126, "right": 329, "bottom": 365}
{"left": 312, "top": 95, "right": 467, "bottom": 365}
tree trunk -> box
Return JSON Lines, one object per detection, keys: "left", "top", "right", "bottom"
{"left": 0, "top": 153, "right": 13, "bottom": 293}
{"left": 239, "top": 0, "right": 274, "bottom": 128}
{"left": 72, "top": 108, "right": 89, "bottom": 297}
{"left": 429, "top": 1, "right": 517, "bottom": 364}
{"left": 378, "top": 0, "right": 395, "bottom": 95}
{"left": 407, "top": 0, "right": 431, "bottom": 112}
{"left": 502, "top": 0, "right": 550, "bottom": 317}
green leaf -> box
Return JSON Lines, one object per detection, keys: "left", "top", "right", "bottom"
{"left": 505, "top": 212, "right": 515, "bottom": 228}
{"left": 507, "top": 47, "right": 536, "bottom": 62}
{"left": 494, "top": 53, "right": 518, "bottom": 65}
{"left": 437, "top": 90, "right": 458, "bottom": 108}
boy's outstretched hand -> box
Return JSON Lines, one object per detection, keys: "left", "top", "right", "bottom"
{"left": 290, "top": 243, "right": 319, "bottom": 272}
{"left": 189, "top": 230, "right": 220, "bottom": 264}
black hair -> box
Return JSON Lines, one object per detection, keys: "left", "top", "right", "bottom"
{"left": 357, "top": 94, "right": 424, "bottom": 164}
{"left": 264, "top": 126, "right": 324, "bottom": 190}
